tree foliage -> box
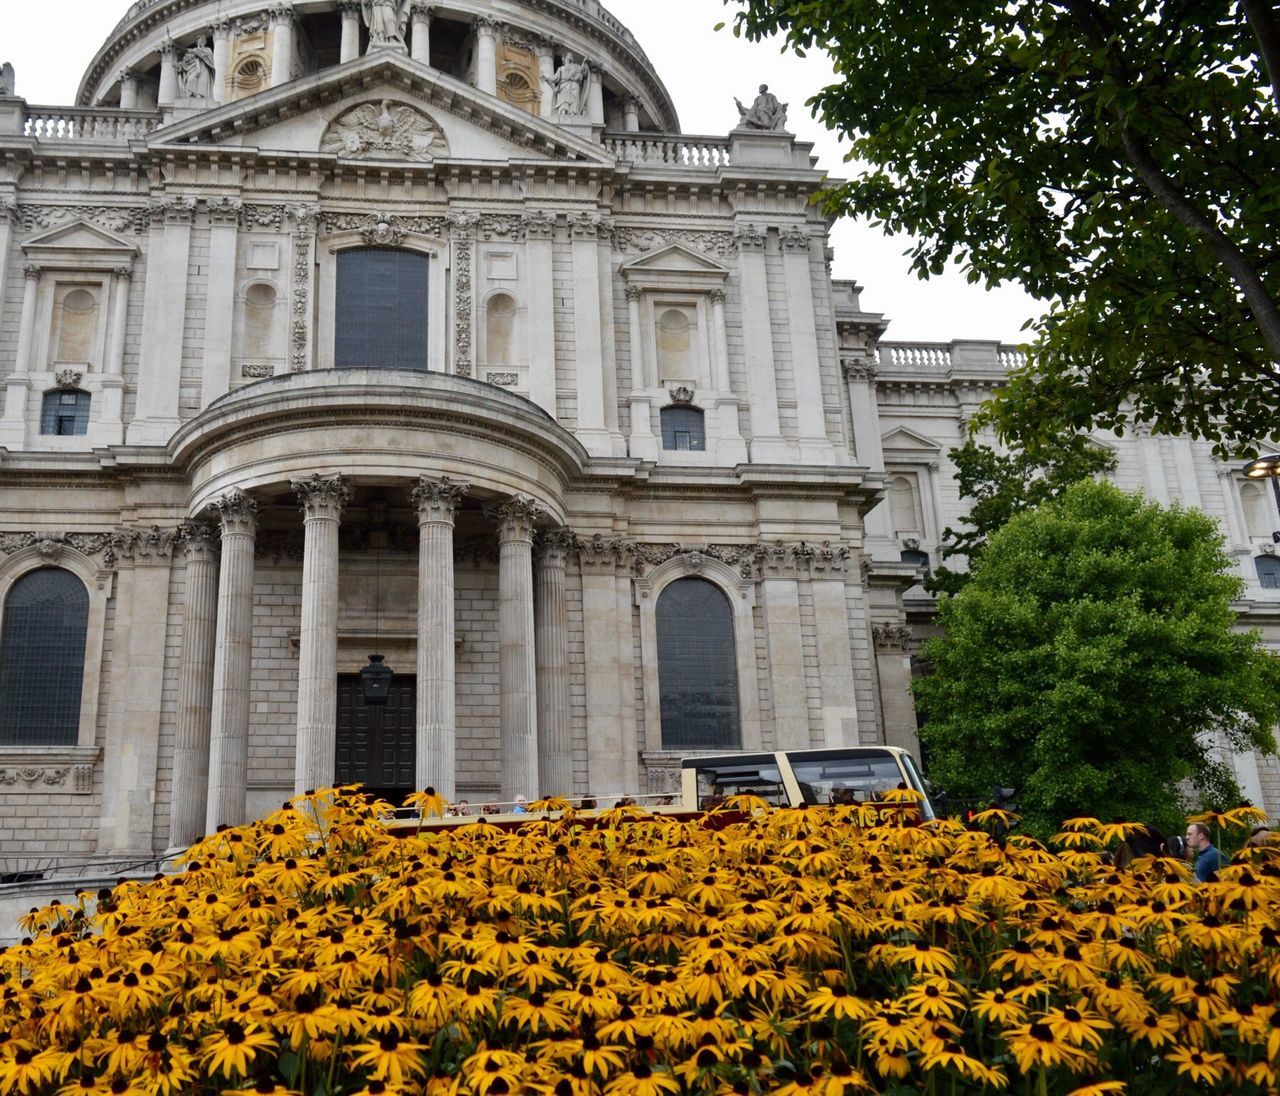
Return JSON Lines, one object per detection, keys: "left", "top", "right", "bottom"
{"left": 727, "top": 0, "right": 1280, "bottom": 454}
{"left": 913, "top": 480, "right": 1280, "bottom": 836}
{"left": 929, "top": 434, "right": 1117, "bottom": 595}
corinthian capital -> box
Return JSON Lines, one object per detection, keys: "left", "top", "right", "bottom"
{"left": 292, "top": 473, "right": 350, "bottom": 520}
{"left": 178, "top": 519, "right": 220, "bottom": 562}
{"left": 211, "top": 490, "right": 259, "bottom": 536}
{"left": 412, "top": 475, "right": 469, "bottom": 523}
{"left": 488, "top": 496, "right": 542, "bottom": 542}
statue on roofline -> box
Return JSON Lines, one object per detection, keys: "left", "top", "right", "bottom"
{"left": 362, "top": 0, "right": 412, "bottom": 52}
{"left": 735, "top": 84, "right": 789, "bottom": 132}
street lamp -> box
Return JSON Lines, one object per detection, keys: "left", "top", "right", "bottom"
{"left": 1243, "top": 453, "right": 1280, "bottom": 521}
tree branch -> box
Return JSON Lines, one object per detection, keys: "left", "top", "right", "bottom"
{"left": 1242, "top": 0, "right": 1280, "bottom": 113}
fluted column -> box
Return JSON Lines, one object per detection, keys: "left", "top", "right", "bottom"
{"left": 206, "top": 490, "right": 258, "bottom": 831}
{"left": 158, "top": 40, "right": 178, "bottom": 107}
{"left": 169, "top": 521, "right": 220, "bottom": 849}
{"left": 292, "top": 474, "right": 349, "bottom": 795}
{"left": 413, "top": 475, "right": 468, "bottom": 797}
{"left": 491, "top": 497, "right": 541, "bottom": 801}
{"left": 410, "top": 3, "right": 433, "bottom": 64}
{"left": 535, "top": 529, "right": 573, "bottom": 797}
{"left": 475, "top": 17, "right": 498, "bottom": 95}
{"left": 270, "top": 5, "right": 295, "bottom": 88}
{"left": 339, "top": 0, "right": 361, "bottom": 63}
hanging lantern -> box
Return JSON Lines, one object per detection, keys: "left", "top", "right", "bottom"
{"left": 361, "top": 653, "right": 393, "bottom": 705}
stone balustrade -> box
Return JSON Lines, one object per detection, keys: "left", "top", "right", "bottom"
{"left": 22, "top": 106, "right": 159, "bottom": 142}
{"left": 604, "top": 133, "right": 732, "bottom": 169}
{"left": 879, "top": 341, "right": 1028, "bottom": 372}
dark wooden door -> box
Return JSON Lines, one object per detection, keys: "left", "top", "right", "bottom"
{"left": 336, "top": 673, "right": 416, "bottom": 804}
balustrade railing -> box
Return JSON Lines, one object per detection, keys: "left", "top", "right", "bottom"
{"left": 879, "top": 342, "right": 1029, "bottom": 371}
{"left": 604, "top": 133, "right": 731, "bottom": 169}
{"left": 23, "top": 106, "right": 159, "bottom": 143}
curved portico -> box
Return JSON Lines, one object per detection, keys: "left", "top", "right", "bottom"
{"left": 166, "top": 370, "right": 587, "bottom": 843}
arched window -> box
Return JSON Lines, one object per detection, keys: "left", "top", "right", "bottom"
{"left": 1256, "top": 556, "right": 1280, "bottom": 590}
{"left": 900, "top": 548, "right": 931, "bottom": 579}
{"left": 0, "top": 568, "right": 89, "bottom": 745}
{"left": 40, "top": 390, "right": 91, "bottom": 436}
{"left": 660, "top": 406, "right": 706, "bottom": 452}
{"left": 656, "top": 577, "right": 740, "bottom": 750}
{"left": 335, "top": 248, "right": 430, "bottom": 370}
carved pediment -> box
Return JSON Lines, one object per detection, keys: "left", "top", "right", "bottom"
{"left": 881, "top": 426, "right": 942, "bottom": 456}
{"left": 321, "top": 99, "right": 449, "bottom": 162}
{"left": 21, "top": 219, "right": 138, "bottom": 259}
{"left": 621, "top": 242, "right": 732, "bottom": 277}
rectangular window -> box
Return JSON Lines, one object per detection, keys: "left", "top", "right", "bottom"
{"left": 335, "top": 248, "right": 430, "bottom": 370}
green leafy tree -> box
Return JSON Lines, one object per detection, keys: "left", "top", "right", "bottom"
{"left": 929, "top": 434, "right": 1117, "bottom": 595}
{"left": 726, "top": 1, "right": 1280, "bottom": 454}
{"left": 913, "top": 480, "right": 1280, "bottom": 836}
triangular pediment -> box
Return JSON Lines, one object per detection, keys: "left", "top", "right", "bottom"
{"left": 620, "top": 242, "right": 732, "bottom": 277}
{"left": 881, "top": 426, "right": 941, "bottom": 454}
{"left": 21, "top": 220, "right": 138, "bottom": 256}
{"left": 152, "top": 52, "right": 612, "bottom": 166}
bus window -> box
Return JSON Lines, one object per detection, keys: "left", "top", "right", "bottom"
{"left": 693, "top": 761, "right": 786, "bottom": 808}
{"left": 788, "top": 754, "right": 905, "bottom": 806}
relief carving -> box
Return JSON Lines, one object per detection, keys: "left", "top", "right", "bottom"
{"left": 321, "top": 100, "right": 449, "bottom": 162}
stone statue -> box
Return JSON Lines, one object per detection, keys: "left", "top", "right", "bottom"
{"left": 321, "top": 99, "right": 450, "bottom": 161}
{"left": 735, "top": 84, "right": 789, "bottom": 132}
{"left": 542, "top": 53, "right": 591, "bottom": 118}
{"left": 361, "top": 0, "right": 412, "bottom": 52}
{"left": 0, "top": 62, "right": 14, "bottom": 98}
{"left": 177, "top": 36, "right": 215, "bottom": 99}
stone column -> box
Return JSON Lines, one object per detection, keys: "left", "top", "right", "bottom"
{"left": 491, "top": 497, "right": 541, "bottom": 801}
{"left": 535, "top": 529, "right": 573, "bottom": 797}
{"left": 873, "top": 622, "right": 919, "bottom": 755}
{"left": 413, "top": 475, "right": 468, "bottom": 798}
{"left": 625, "top": 285, "right": 658, "bottom": 460}
{"left": 211, "top": 22, "right": 231, "bottom": 101}
{"left": 810, "top": 550, "right": 861, "bottom": 748}
{"left": 158, "top": 40, "right": 179, "bottom": 108}
{"left": 339, "top": 1, "right": 362, "bottom": 63}
{"left": 410, "top": 3, "right": 432, "bottom": 64}
{"left": 586, "top": 62, "right": 605, "bottom": 125}
{"left": 206, "top": 490, "right": 258, "bottom": 831}
{"left": 733, "top": 224, "right": 787, "bottom": 461}
{"left": 623, "top": 98, "right": 640, "bottom": 132}
{"left": 0, "top": 265, "right": 40, "bottom": 446}
{"left": 570, "top": 213, "right": 610, "bottom": 455}
{"left": 475, "top": 17, "right": 498, "bottom": 96}
{"left": 119, "top": 68, "right": 139, "bottom": 110}
{"left": 524, "top": 210, "right": 557, "bottom": 415}
{"left": 270, "top": 5, "right": 295, "bottom": 89}
{"left": 534, "top": 39, "right": 555, "bottom": 117}
{"left": 292, "top": 473, "right": 349, "bottom": 795}
{"left": 780, "top": 227, "right": 834, "bottom": 461}
{"left": 169, "top": 521, "right": 220, "bottom": 849}
{"left": 843, "top": 356, "right": 884, "bottom": 473}
{"left": 710, "top": 287, "right": 747, "bottom": 463}
{"left": 1218, "top": 466, "right": 1250, "bottom": 551}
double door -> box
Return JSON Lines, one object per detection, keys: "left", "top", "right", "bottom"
{"left": 335, "top": 673, "right": 416, "bottom": 804}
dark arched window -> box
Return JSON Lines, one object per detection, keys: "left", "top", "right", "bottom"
{"left": 660, "top": 406, "right": 706, "bottom": 452}
{"left": 40, "top": 390, "right": 91, "bottom": 436}
{"left": 900, "top": 548, "right": 932, "bottom": 580}
{"left": 1257, "top": 555, "right": 1280, "bottom": 589}
{"left": 0, "top": 569, "right": 89, "bottom": 745}
{"left": 335, "top": 248, "right": 430, "bottom": 370}
{"left": 657, "top": 577, "right": 740, "bottom": 750}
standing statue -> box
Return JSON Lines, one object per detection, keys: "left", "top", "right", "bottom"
{"left": 0, "top": 62, "right": 15, "bottom": 98}
{"left": 542, "top": 53, "right": 591, "bottom": 118}
{"left": 735, "top": 84, "right": 789, "bottom": 132}
{"left": 362, "top": 0, "right": 412, "bottom": 52}
{"left": 177, "top": 37, "right": 215, "bottom": 99}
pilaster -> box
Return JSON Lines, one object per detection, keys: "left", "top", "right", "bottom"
{"left": 211, "top": 21, "right": 231, "bottom": 102}
{"left": 158, "top": 40, "right": 178, "bottom": 108}
{"left": 569, "top": 213, "right": 610, "bottom": 455}
{"left": 288, "top": 204, "right": 318, "bottom": 372}
{"left": 732, "top": 224, "right": 787, "bottom": 461}
{"left": 780, "top": 227, "right": 835, "bottom": 461}
{"left": 522, "top": 209, "right": 556, "bottom": 414}
{"left": 0, "top": 265, "right": 41, "bottom": 448}
{"left": 202, "top": 197, "right": 242, "bottom": 407}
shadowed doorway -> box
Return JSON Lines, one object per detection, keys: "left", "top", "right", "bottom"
{"left": 336, "top": 674, "right": 416, "bottom": 804}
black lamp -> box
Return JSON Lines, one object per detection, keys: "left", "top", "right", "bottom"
{"left": 360, "top": 523, "right": 392, "bottom": 706}
{"left": 1243, "top": 453, "right": 1280, "bottom": 535}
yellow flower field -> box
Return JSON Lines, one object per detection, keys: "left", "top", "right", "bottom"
{"left": 1, "top": 790, "right": 1279, "bottom": 1095}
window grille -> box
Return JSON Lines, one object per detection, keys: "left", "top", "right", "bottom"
{"left": 660, "top": 406, "right": 706, "bottom": 452}
{"left": 656, "top": 577, "right": 740, "bottom": 750}
{"left": 0, "top": 568, "right": 89, "bottom": 746}
{"left": 335, "top": 248, "right": 430, "bottom": 370}
{"left": 1256, "top": 555, "right": 1280, "bottom": 590}
{"left": 39, "top": 390, "right": 91, "bottom": 436}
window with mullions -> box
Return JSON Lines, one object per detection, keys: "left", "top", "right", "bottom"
{"left": 0, "top": 568, "right": 89, "bottom": 746}
{"left": 1257, "top": 556, "right": 1280, "bottom": 590}
{"left": 660, "top": 406, "right": 706, "bottom": 452}
{"left": 656, "top": 577, "right": 740, "bottom": 750}
{"left": 335, "top": 248, "right": 430, "bottom": 370}
{"left": 40, "top": 390, "right": 91, "bottom": 436}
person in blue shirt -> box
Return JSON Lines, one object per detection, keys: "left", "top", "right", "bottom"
{"left": 1185, "top": 822, "right": 1222, "bottom": 882}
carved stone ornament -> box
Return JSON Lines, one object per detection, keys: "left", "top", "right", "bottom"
{"left": 1262, "top": 543, "right": 1277, "bottom": 556}
{"left": 211, "top": 490, "right": 259, "bottom": 535}
{"left": 681, "top": 550, "right": 706, "bottom": 575}
{"left": 535, "top": 527, "right": 576, "bottom": 566}
{"left": 0, "top": 531, "right": 124, "bottom": 568}
{"left": 321, "top": 100, "right": 449, "bottom": 162}
{"left": 841, "top": 354, "right": 877, "bottom": 383}
{"left": 0, "top": 766, "right": 93, "bottom": 793}
{"left": 488, "top": 497, "right": 542, "bottom": 541}
{"left": 873, "top": 623, "right": 914, "bottom": 651}
{"left": 241, "top": 363, "right": 274, "bottom": 379}
{"left": 486, "top": 372, "right": 519, "bottom": 387}
{"left": 734, "top": 84, "right": 789, "bottom": 132}
{"left": 292, "top": 473, "right": 351, "bottom": 520}
{"left": 177, "top": 520, "right": 219, "bottom": 561}
{"left": 732, "top": 222, "right": 767, "bottom": 252}
{"left": 412, "top": 475, "right": 469, "bottom": 523}
{"left": 667, "top": 385, "right": 695, "bottom": 406}
{"left": 55, "top": 369, "right": 83, "bottom": 390}
{"left": 901, "top": 536, "right": 921, "bottom": 551}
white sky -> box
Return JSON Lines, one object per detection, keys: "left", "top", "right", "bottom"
{"left": 5, "top": 0, "right": 1042, "bottom": 343}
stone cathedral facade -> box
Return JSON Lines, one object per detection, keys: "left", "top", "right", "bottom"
{"left": 1, "top": 0, "right": 1278, "bottom": 865}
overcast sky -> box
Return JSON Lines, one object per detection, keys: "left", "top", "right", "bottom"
{"left": 6, "top": 0, "right": 1041, "bottom": 343}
